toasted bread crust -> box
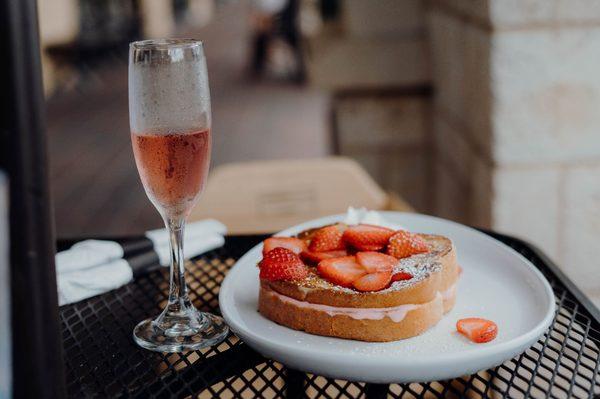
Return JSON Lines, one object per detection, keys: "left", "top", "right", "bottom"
{"left": 259, "top": 286, "right": 445, "bottom": 342}
{"left": 419, "top": 234, "right": 459, "bottom": 292}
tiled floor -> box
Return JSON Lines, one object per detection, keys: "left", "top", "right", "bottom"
{"left": 47, "top": 1, "right": 330, "bottom": 237}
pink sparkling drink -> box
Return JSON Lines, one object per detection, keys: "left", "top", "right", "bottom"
{"left": 131, "top": 129, "right": 211, "bottom": 218}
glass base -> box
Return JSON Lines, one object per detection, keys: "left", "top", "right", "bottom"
{"left": 133, "top": 309, "right": 229, "bottom": 352}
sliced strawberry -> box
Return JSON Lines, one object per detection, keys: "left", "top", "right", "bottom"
{"left": 259, "top": 248, "right": 309, "bottom": 281}
{"left": 456, "top": 318, "right": 498, "bottom": 343}
{"left": 301, "top": 250, "right": 347, "bottom": 265}
{"left": 353, "top": 271, "right": 392, "bottom": 292}
{"left": 317, "top": 256, "right": 366, "bottom": 287}
{"left": 309, "top": 225, "right": 345, "bottom": 252}
{"left": 386, "top": 230, "right": 429, "bottom": 259}
{"left": 342, "top": 224, "right": 394, "bottom": 251}
{"left": 356, "top": 251, "right": 397, "bottom": 273}
{"left": 391, "top": 272, "right": 413, "bottom": 282}
{"left": 262, "top": 237, "right": 307, "bottom": 256}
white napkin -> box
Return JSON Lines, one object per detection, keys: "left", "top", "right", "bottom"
{"left": 153, "top": 233, "right": 225, "bottom": 267}
{"left": 56, "top": 219, "right": 227, "bottom": 306}
{"left": 146, "top": 219, "right": 226, "bottom": 266}
{"left": 56, "top": 240, "right": 124, "bottom": 274}
{"left": 145, "top": 219, "right": 227, "bottom": 248}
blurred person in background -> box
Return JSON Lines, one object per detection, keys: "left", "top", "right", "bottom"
{"left": 249, "top": 0, "right": 305, "bottom": 83}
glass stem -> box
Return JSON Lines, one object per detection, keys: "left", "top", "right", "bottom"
{"left": 165, "top": 217, "right": 190, "bottom": 312}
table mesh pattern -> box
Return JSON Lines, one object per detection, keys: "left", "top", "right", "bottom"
{"left": 60, "top": 235, "right": 600, "bottom": 398}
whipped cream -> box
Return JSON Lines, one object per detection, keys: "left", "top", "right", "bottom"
{"left": 266, "top": 288, "right": 443, "bottom": 323}
{"left": 343, "top": 207, "right": 406, "bottom": 230}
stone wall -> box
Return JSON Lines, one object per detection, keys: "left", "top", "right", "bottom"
{"left": 305, "top": 0, "right": 429, "bottom": 90}
{"left": 333, "top": 94, "right": 431, "bottom": 210}
{"left": 312, "top": 0, "right": 433, "bottom": 211}
{"left": 428, "top": 0, "right": 600, "bottom": 305}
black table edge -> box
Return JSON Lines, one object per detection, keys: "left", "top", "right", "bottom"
{"left": 58, "top": 229, "right": 600, "bottom": 398}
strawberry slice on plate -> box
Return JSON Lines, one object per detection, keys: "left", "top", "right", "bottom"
{"left": 356, "top": 251, "right": 397, "bottom": 273}
{"left": 353, "top": 271, "right": 392, "bottom": 292}
{"left": 342, "top": 224, "right": 394, "bottom": 251}
{"left": 387, "top": 230, "right": 429, "bottom": 259}
{"left": 456, "top": 318, "right": 498, "bottom": 343}
{"left": 317, "top": 256, "right": 366, "bottom": 287}
{"left": 301, "top": 250, "right": 347, "bottom": 265}
{"left": 309, "top": 225, "right": 345, "bottom": 252}
{"left": 262, "top": 237, "right": 307, "bottom": 255}
{"left": 391, "top": 271, "right": 413, "bottom": 282}
{"left": 259, "top": 248, "right": 309, "bottom": 281}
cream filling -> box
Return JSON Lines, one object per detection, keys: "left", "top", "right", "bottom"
{"left": 266, "top": 283, "right": 457, "bottom": 323}
{"left": 441, "top": 284, "right": 456, "bottom": 301}
{"left": 267, "top": 288, "right": 444, "bottom": 323}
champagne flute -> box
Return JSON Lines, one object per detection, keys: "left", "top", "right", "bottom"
{"left": 129, "top": 39, "right": 228, "bottom": 352}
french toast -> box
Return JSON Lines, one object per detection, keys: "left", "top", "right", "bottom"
{"left": 257, "top": 223, "right": 459, "bottom": 342}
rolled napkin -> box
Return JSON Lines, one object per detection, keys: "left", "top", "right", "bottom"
{"left": 145, "top": 218, "right": 227, "bottom": 248}
{"left": 145, "top": 219, "right": 227, "bottom": 266}
{"left": 56, "top": 240, "right": 124, "bottom": 274}
{"left": 57, "top": 259, "right": 133, "bottom": 306}
{"left": 56, "top": 219, "right": 227, "bottom": 306}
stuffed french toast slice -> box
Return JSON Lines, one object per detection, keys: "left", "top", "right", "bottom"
{"left": 257, "top": 223, "right": 459, "bottom": 342}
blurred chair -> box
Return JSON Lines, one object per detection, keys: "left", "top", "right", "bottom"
{"left": 189, "top": 157, "right": 411, "bottom": 234}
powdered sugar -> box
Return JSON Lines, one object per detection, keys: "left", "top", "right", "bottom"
{"left": 389, "top": 253, "right": 442, "bottom": 291}
{"left": 291, "top": 252, "right": 442, "bottom": 294}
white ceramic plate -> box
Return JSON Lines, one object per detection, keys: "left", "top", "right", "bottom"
{"left": 219, "top": 212, "right": 555, "bottom": 383}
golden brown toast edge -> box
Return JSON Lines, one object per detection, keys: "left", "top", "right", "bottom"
{"left": 258, "top": 286, "right": 445, "bottom": 342}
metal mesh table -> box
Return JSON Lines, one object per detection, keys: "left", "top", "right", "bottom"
{"left": 59, "top": 233, "right": 600, "bottom": 398}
